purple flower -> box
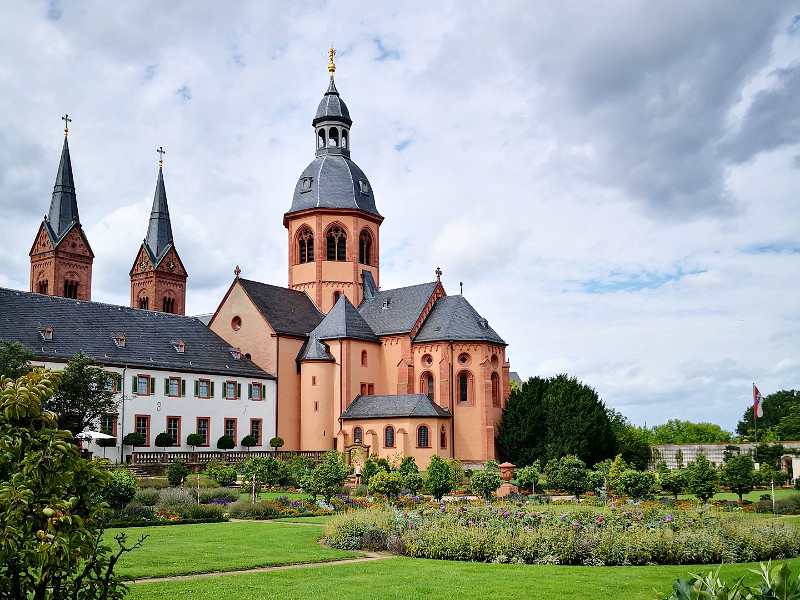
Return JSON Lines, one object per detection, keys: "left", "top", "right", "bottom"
{"left": 468, "top": 520, "right": 473, "bottom": 526}
{"left": 658, "top": 520, "right": 664, "bottom": 525}
{"left": 559, "top": 514, "right": 567, "bottom": 520}
{"left": 481, "top": 521, "right": 487, "bottom": 526}
{"left": 572, "top": 521, "right": 580, "bottom": 527}
{"left": 487, "top": 505, "right": 493, "bottom": 510}
{"left": 589, "top": 526, "right": 595, "bottom": 531}
{"left": 627, "top": 525, "right": 633, "bottom": 530}
{"left": 665, "top": 515, "right": 674, "bottom": 521}
{"left": 686, "top": 520, "right": 692, "bottom": 524}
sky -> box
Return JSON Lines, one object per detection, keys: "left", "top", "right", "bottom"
{"left": 1, "top": 1, "right": 799, "bottom": 433}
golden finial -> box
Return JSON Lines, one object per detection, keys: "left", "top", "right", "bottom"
{"left": 62, "top": 114, "right": 71, "bottom": 138}
{"left": 157, "top": 146, "right": 165, "bottom": 167}
{"left": 328, "top": 47, "right": 336, "bottom": 76}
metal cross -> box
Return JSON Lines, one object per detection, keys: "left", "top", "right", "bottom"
{"left": 435, "top": 267, "right": 442, "bottom": 282}
{"left": 62, "top": 114, "right": 72, "bottom": 137}
{"left": 234, "top": 265, "right": 241, "bottom": 278}
{"left": 156, "top": 146, "right": 166, "bottom": 166}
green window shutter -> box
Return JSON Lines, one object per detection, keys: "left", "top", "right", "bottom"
{"left": 210, "top": 381, "right": 215, "bottom": 397}
{"left": 150, "top": 377, "right": 156, "bottom": 395}
{"left": 194, "top": 380, "right": 199, "bottom": 397}
{"left": 237, "top": 383, "right": 241, "bottom": 399}
{"left": 181, "top": 379, "right": 186, "bottom": 397}
{"left": 132, "top": 376, "right": 138, "bottom": 394}
{"left": 248, "top": 383, "right": 252, "bottom": 399}
{"left": 164, "top": 379, "right": 170, "bottom": 395}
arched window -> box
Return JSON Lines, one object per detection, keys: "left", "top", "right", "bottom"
{"left": 384, "top": 426, "right": 394, "bottom": 448}
{"left": 491, "top": 372, "right": 500, "bottom": 407}
{"left": 318, "top": 130, "right": 325, "bottom": 148}
{"left": 333, "top": 291, "right": 341, "bottom": 303}
{"left": 353, "top": 426, "right": 362, "bottom": 445}
{"left": 417, "top": 425, "right": 429, "bottom": 448}
{"left": 328, "top": 127, "right": 339, "bottom": 147}
{"left": 458, "top": 371, "right": 473, "bottom": 404}
{"left": 359, "top": 229, "right": 373, "bottom": 265}
{"left": 139, "top": 296, "right": 149, "bottom": 309}
{"left": 326, "top": 225, "right": 347, "bottom": 261}
{"left": 361, "top": 350, "right": 367, "bottom": 367}
{"left": 63, "top": 279, "right": 78, "bottom": 299}
{"left": 440, "top": 426, "right": 447, "bottom": 449}
{"left": 298, "top": 228, "right": 314, "bottom": 263}
{"left": 38, "top": 280, "right": 48, "bottom": 294}
{"left": 163, "top": 296, "right": 175, "bottom": 313}
{"left": 342, "top": 131, "right": 348, "bottom": 149}
{"left": 420, "top": 372, "right": 434, "bottom": 402}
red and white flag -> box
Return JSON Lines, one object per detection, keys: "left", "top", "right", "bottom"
{"left": 754, "top": 385, "right": 764, "bottom": 419}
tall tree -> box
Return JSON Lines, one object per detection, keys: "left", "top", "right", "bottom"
{"left": 736, "top": 390, "right": 800, "bottom": 438}
{"left": 497, "top": 374, "right": 616, "bottom": 467}
{"left": 0, "top": 338, "right": 33, "bottom": 380}
{"left": 42, "top": 351, "right": 118, "bottom": 437}
{"left": 607, "top": 408, "right": 653, "bottom": 470}
{"left": 720, "top": 454, "right": 759, "bottom": 502}
{"left": 644, "top": 419, "right": 732, "bottom": 444}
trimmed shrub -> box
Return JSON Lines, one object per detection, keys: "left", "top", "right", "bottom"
{"left": 186, "top": 433, "right": 204, "bottom": 450}
{"left": 403, "top": 472, "right": 424, "bottom": 494}
{"left": 241, "top": 434, "right": 257, "bottom": 450}
{"left": 216, "top": 435, "right": 235, "bottom": 451}
{"left": 133, "top": 488, "right": 159, "bottom": 506}
{"left": 102, "top": 468, "right": 138, "bottom": 509}
{"left": 544, "top": 455, "right": 588, "bottom": 496}
{"left": 269, "top": 436, "right": 284, "bottom": 449}
{"left": 471, "top": 469, "right": 503, "bottom": 499}
{"left": 424, "top": 455, "right": 454, "bottom": 501}
{"left": 228, "top": 500, "right": 280, "bottom": 520}
{"left": 204, "top": 460, "right": 237, "bottom": 487}
{"left": 399, "top": 456, "right": 419, "bottom": 477}
{"left": 167, "top": 458, "right": 190, "bottom": 487}
{"left": 122, "top": 432, "right": 145, "bottom": 447}
{"left": 369, "top": 471, "right": 404, "bottom": 497}
{"left": 154, "top": 432, "right": 174, "bottom": 450}
{"left": 175, "top": 503, "right": 225, "bottom": 522}
{"left": 617, "top": 469, "right": 655, "bottom": 500}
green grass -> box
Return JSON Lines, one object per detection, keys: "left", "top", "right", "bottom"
{"left": 673, "top": 487, "right": 797, "bottom": 502}
{"left": 113, "top": 521, "right": 362, "bottom": 579}
{"left": 127, "top": 557, "right": 800, "bottom": 600}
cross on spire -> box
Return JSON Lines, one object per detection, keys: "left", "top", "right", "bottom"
{"left": 328, "top": 47, "right": 336, "bottom": 76}
{"left": 234, "top": 265, "right": 241, "bottom": 278}
{"left": 435, "top": 267, "right": 442, "bottom": 282}
{"left": 61, "top": 114, "right": 72, "bottom": 137}
{"left": 156, "top": 146, "right": 166, "bottom": 167}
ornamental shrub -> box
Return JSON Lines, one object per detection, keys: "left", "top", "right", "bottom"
{"left": 399, "top": 456, "right": 419, "bottom": 477}
{"left": 424, "top": 455, "right": 454, "bottom": 501}
{"left": 660, "top": 469, "right": 688, "bottom": 500}
{"left": 198, "top": 487, "right": 238, "bottom": 504}
{"left": 471, "top": 469, "right": 503, "bottom": 499}
{"left": 216, "top": 435, "right": 235, "bottom": 451}
{"left": 204, "top": 460, "right": 237, "bottom": 487}
{"left": 102, "top": 468, "right": 139, "bottom": 509}
{"left": 544, "top": 454, "right": 588, "bottom": 496}
{"left": 239, "top": 456, "right": 290, "bottom": 491}
{"left": 369, "top": 471, "right": 404, "bottom": 497}
{"left": 515, "top": 462, "right": 540, "bottom": 492}
{"left": 240, "top": 434, "right": 257, "bottom": 450}
{"left": 361, "top": 457, "right": 380, "bottom": 486}
{"left": 403, "top": 472, "right": 424, "bottom": 493}
{"left": 133, "top": 488, "right": 159, "bottom": 506}
{"left": 686, "top": 455, "right": 718, "bottom": 502}
{"left": 617, "top": 469, "right": 654, "bottom": 500}
{"left": 122, "top": 431, "right": 145, "bottom": 447}
{"left": 269, "top": 436, "right": 284, "bottom": 448}
{"left": 167, "top": 457, "right": 189, "bottom": 487}
{"left": 157, "top": 487, "right": 194, "bottom": 508}
{"left": 154, "top": 432, "right": 174, "bottom": 451}
{"left": 311, "top": 450, "right": 352, "bottom": 503}
{"left": 656, "top": 562, "right": 800, "bottom": 600}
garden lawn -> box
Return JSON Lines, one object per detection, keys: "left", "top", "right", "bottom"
{"left": 127, "top": 557, "right": 800, "bottom": 600}
{"left": 113, "top": 521, "right": 362, "bottom": 579}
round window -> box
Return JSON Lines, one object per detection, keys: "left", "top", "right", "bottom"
{"left": 422, "top": 353, "right": 433, "bottom": 366}
{"left": 231, "top": 316, "right": 242, "bottom": 331}
{"left": 458, "top": 353, "right": 470, "bottom": 365}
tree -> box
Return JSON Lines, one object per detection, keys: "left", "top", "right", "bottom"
{"left": 607, "top": 409, "right": 653, "bottom": 470}
{"left": 659, "top": 469, "right": 688, "bottom": 500}
{"left": 102, "top": 468, "right": 138, "bottom": 510}
{"left": 606, "top": 454, "right": 628, "bottom": 492}
{"left": 686, "top": 455, "right": 718, "bottom": 502}
{"left": 167, "top": 458, "right": 189, "bottom": 487}
{"left": 240, "top": 434, "right": 257, "bottom": 452}
{"left": 217, "top": 435, "right": 235, "bottom": 450}
{"left": 186, "top": 433, "right": 204, "bottom": 451}
{"left": 368, "top": 471, "right": 404, "bottom": 497}
{"left": 399, "top": 456, "right": 419, "bottom": 477}
{"left": 239, "top": 456, "right": 290, "bottom": 493}
{"left": 42, "top": 351, "right": 117, "bottom": 437}
{"left": 154, "top": 432, "right": 174, "bottom": 454}
{"left": 617, "top": 469, "right": 654, "bottom": 500}
{"left": 122, "top": 431, "right": 145, "bottom": 448}
{"left": 0, "top": 369, "right": 145, "bottom": 599}
{"left": 645, "top": 419, "right": 733, "bottom": 444}
{"left": 515, "top": 462, "right": 540, "bottom": 492}
{"left": 309, "top": 450, "right": 351, "bottom": 503}
{"left": 496, "top": 375, "right": 616, "bottom": 467}
{"left": 775, "top": 404, "right": 800, "bottom": 441}
{"left": 544, "top": 454, "right": 588, "bottom": 496}
{"left": 737, "top": 389, "right": 800, "bottom": 438}
{"left": 0, "top": 338, "right": 33, "bottom": 380}
{"left": 720, "top": 454, "right": 759, "bottom": 502}
{"left": 269, "top": 436, "right": 284, "bottom": 449}
{"left": 424, "top": 454, "right": 454, "bottom": 501}
{"left": 471, "top": 469, "right": 503, "bottom": 500}
{"left": 204, "top": 460, "right": 237, "bottom": 486}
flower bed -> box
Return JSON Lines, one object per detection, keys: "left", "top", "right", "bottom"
{"left": 108, "top": 504, "right": 227, "bottom": 527}
{"left": 324, "top": 502, "right": 800, "bottom": 566}
{"left": 228, "top": 495, "right": 333, "bottom": 519}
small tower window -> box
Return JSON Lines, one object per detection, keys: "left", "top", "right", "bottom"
{"left": 333, "top": 291, "right": 341, "bottom": 303}
{"left": 318, "top": 130, "right": 326, "bottom": 148}
{"left": 342, "top": 131, "right": 348, "bottom": 149}
{"left": 63, "top": 279, "right": 78, "bottom": 299}
{"left": 458, "top": 371, "right": 473, "bottom": 404}
{"left": 491, "top": 372, "right": 501, "bottom": 407}
{"left": 361, "top": 350, "right": 367, "bottom": 367}
{"left": 38, "top": 280, "right": 49, "bottom": 294}
{"left": 328, "top": 127, "right": 339, "bottom": 147}
{"left": 139, "top": 296, "right": 149, "bottom": 309}
{"left": 298, "top": 227, "right": 314, "bottom": 263}
{"left": 300, "top": 176, "right": 313, "bottom": 193}
{"left": 326, "top": 225, "right": 347, "bottom": 261}
{"left": 163, "top": 296, "right": 175, "bottom": 313}
{"left": 359, "top": 229, "right": 373, "bottom": 265}
{"left": 359, "top": 179, "right": 370, "bottom": 195}
{"left": 440, "top": 426, "right": 447, "bottom": 449}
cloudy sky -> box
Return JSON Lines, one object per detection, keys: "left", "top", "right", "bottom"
{"left": 1, "top": 2, "right": 799, "bottom": 432}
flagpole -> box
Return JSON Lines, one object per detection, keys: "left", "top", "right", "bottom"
{"left": 753, "top": 383, "right": 758, "bottom": 464}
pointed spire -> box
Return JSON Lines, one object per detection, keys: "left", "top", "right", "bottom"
{"left": 144, "top": 154, "right": 174, "bottom": 263}
{"left": 46, "top": 134, "right": 80, "bottom": 242}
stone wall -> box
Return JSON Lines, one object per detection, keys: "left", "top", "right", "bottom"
{"left": 649, "top": 442, "right": 800, "bottom": 481}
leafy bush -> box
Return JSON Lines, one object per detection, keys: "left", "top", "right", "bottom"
{"left": 186, "top": 433, "right": 204, "bottom": 449}
{"left": 515, "top": 463, "right": 540, "bottom": 492}
{"left": 198, "top": 487, "right": 239, "bottom": 504}
{"left": 102, "top": 467, "right": 139, "bottom": 509}
{"left": 157, "top": 487, "right": 194, "bottom": 508}
{"left": 228, "top": 500, "right": 280, "bottom": 520}
{"left": 122, "top": 431, "right": 145, "bottom": 447}
{"left": 399, "top": 456, "right": 419, "bottom": 477}
{"left": 369, "top": 471, "right": 404, "bottom": 497}
{"left": 133, "top": 488, "right": 159, "bottom": 506}
{"left": 617, "top": 469, "right": 654, "bottom": 500}
{"left": 361, "top": 457, "right": 380, "bottom": 486}
{"left": 167, "top": 457, "right": 190, "bottom": 487}
{"left": 660, "top": 469, "right": 688, "bottom": 500}
{"left": 686, "top": 455, "right": 718, "bottom": 502}
{"left": 175, "top": 503, "right": 225, "bottom": 522}
{"left": 544, "top": 455, "right": 588, "bottom": 496}
{"left": 354, "top": 484, "right": 369, "bottom": 496}
{"left": 424, "top": 455, "right": 454, "bottom": 501}
{"left": 656, "top": 562, "right": 800, "bottom": 600}
{"left": 310, "top": 450, "right": 351, "bottom": 502}
{"left": 216, "top": 435, "right": 235, "bottom": 451}
{"left": 154, "top": 432, "right": 174, "bottom": 450}
{"left": 240, "top": 434, "right": 257, "bottom": 450}
{"left": 471, "top": 469, "right": 503, "bottom": 499}
{"left": 403, "top": 472, "right": 424, "bottom": 494}
{"left": 204, "top": 460, "right": 237, "bottom": 487}
{"left": 324, "top": 509, "right": 396, "bottom": 550}
{"left": 269, "top": 436, "right": 284, "bottom": 448}
{"left": 239, "top": 456, "right": 290, "bottom": 491}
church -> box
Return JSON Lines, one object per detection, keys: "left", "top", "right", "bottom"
{"left": 6, "top": 51, "right": 511, "bottom": 469}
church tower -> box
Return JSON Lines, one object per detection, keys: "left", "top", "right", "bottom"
{"left": 283, "top": 49, "right": 383, "bottom": 313}
{"left": 29, "top": 116, "right": 94, "bottom": 300}
{"left": 129, "top": 148, "right": 187, "bottom": 314}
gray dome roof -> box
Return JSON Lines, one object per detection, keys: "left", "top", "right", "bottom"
{"left": 314, "top": 77, "right": 351, "bottom": 125}
{"left": 286, "top": 154, "right": 381, "bottom": 217}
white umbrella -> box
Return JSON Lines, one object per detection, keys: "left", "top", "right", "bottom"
{"left": 77, "top": 431, "right": 116, "bottom": 440}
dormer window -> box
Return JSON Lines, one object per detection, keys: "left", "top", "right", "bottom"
{"left": 40, "top": 325, "right": 54, "bottom": 341}
{"left": 173, "top": 340, "right": 185, "bottom": 353}
{"left": 359, "top": 179, "right": 370, "bottom": 195}
{"left": 230, "top": 347, "right": 241, "bottom": 360}
{"left": 301, "top": 176, "right": 313, "bottom": 193}
{"left": 113, "top": 333, "right": 126, "bottom": 348}
{"left": 381, "top": 298, "right": 390, "bottom": 310}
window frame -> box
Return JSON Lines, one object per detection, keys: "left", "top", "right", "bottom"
{"left": 167, "top": 416, "right": 181, "bottom": 446}
{"left": 250, "top": 418, "right": 263, "bottom": 446}
{"left": 417, "top": 424, "right": 430, "bottom": 448}
{"left": 166, "top": 376, "right": 184, "bottom": 398}
{"left": 224, "top": 418, "right": 237, "bottom": 442}
{"left": 196, "top": 417, "right": 210, "bottom": 447}
{"left": 135, "top": 414, "right": 150, "bottom": 446}
{"left": 101, "top": 414, "right": 118, "bottom": 437}
{"left": 135, "top": 375, "right": 153, "bottom": 396}
{"left": 249, "top": 382, "right": 262, "bottom": 401}
{"left": 225, "top": 380, "right": 240, "bottom": 400}
{"left": 196, "top": 379, "right": 212, "bottom": 399}
{"left": 457, "top": 370, "right": 473, "bottom": 405}
{"left": 491, "top": 372, "right": 501, "bottom": 407}
{"left": 384, "top": 425, "right": 395, "bottom": 448}
{"left": 353, "top": 426, "right": 363, "bottom": 445}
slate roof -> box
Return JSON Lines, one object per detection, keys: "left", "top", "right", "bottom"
{"left": 314, "top": 77, "right": 351, "bottom": 125}
{"left": 362, "top": 270, "right": 378, "bottom": 299}
{"left": 238, "top": 278, "right": 323, "bottom": 338}
{"left": 296, "top": 333, "right": 335, "bottom": 362}
{"left": 0, "top": 287, "right": 274, "bottom": 378}
{"left": 340, "top": 394, "right": 452, "bottom": 420}
{"left": 143, "top": 165, "right": 174, "bottom": 265}
{"left": 358, "top": 281, "right": 440, "bottom": 336}
{"left": 311, "top": 295, "right": 379, "bottom": 342}
{"left": 414, "top": 295, "right": 506, "bottom": 345}
{"left": 45, "top": 137, "right": 81, "bottom": 245}
{"left": 286, "top": 154, "right": 381, "bottom": 218}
